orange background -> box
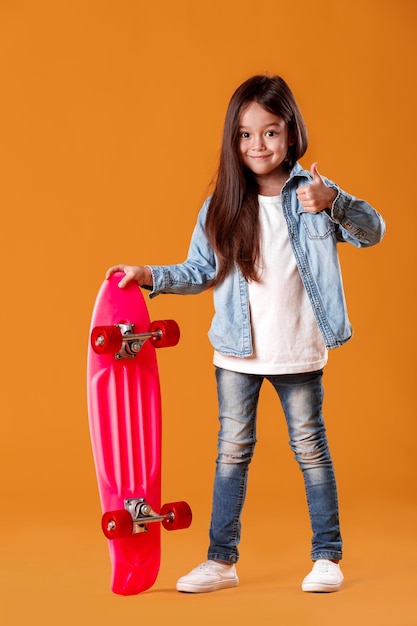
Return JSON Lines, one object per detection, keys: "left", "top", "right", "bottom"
{"left": 1, "top": 1, "right": 416, "bottom": 624}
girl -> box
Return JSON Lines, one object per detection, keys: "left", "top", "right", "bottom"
{"left": 106, "top": 75, "right": 385, "bottom": 594}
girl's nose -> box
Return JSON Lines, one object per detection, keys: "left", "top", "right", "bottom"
{"left": 252, "top": 135, "right": 266, "bottom": 150}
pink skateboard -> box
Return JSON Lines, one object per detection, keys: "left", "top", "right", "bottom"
{"left": 87, "top": 273, "right": 192, "bottom": 595}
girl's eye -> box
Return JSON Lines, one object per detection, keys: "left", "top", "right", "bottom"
{"left": 240, "top": 131, "right": 250, "bottom": 138}
{"left": 265, "top": 130, "right": 276, "bottom": 137}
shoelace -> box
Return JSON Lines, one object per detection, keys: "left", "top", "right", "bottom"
{"left": 197, "top": 561, "right": 230, "bottom": 573}
{"left": 315, "top": 560, "right": 336, "bottom": 573}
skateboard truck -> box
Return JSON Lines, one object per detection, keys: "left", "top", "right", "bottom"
{"left": 125, "top": 498, "right": 174, "bottom": 534}
{"left": 114, "top": 323, "right": 158, "bottom": 360}
{"left": 91, "top": 319, "right": 180, "bottom": 360}
{"left": 102, "top": 499, "right": 192, "bottom": 539}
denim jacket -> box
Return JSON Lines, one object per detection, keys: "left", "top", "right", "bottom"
{"left": 147, "top": 162, "right": 385, "bottom": 355}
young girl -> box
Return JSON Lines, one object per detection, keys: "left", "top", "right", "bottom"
{"left": 106, "top": 75, "right": 385, "bottom": 594}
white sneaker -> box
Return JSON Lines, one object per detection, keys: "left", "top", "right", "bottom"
{"left": 176, "top": 560, "right": 239, "bottom": 593}
{"left": 301, "top": 559, "right": 344, "bottom": 592}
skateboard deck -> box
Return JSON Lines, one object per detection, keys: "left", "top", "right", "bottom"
{"left": 87, "top": 273, "right": 191, "bottom": 595}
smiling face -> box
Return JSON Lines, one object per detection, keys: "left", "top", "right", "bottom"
{"left": 238, "top": 101, "right": 293, "bottom": 194}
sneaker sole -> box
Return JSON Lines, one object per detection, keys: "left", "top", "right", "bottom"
{"left": 302, "top": 581, "right": 342, "bottom": 593}
{"left": 177, "top": 578, "right": 239, "bottom": 593}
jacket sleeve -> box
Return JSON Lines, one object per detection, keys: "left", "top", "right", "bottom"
{"left": 327, "top": 187, "right": 386, "bottom": 248}
{"left": 147, "top": 199, "right": 217, "bottom": 298}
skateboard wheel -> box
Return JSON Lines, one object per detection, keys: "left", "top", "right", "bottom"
{"left": 91, "top": 325, "right": 123, "bottom": 354}
{"left": 149, "top": 320, "right": 180, "bottom": 348}
{"left": 102, "top": 510, "right": 133, "bottom": 539}
{"left": 161, "top": 501, "right": 192, "bottom": 531}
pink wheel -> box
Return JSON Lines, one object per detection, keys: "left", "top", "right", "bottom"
{"left": 161, "top": 501, "right": 192, "bottom": 531}
{"left": 101, "top": 510, "right": 133, "bottom": 539}
{"left": 91, "top": 325, "right": 123, "bottom": 354}
{"left": 149, "top": 320, "right": 180, "bottom": 348}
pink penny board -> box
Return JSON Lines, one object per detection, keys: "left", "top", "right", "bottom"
{"left": 87, "top": 273, "right": 191, "bottom": 595}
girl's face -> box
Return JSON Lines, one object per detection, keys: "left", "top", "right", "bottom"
{"left": 238, "top": 101, "right": 292, "bottom": 191}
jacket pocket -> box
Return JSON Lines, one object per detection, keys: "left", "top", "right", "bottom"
{"left": 300, "top": 212, "right": 335, "bottom": 239}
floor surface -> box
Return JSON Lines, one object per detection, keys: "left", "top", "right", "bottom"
{"left": 2, "top": 499, "right": 416, "bottom": 626}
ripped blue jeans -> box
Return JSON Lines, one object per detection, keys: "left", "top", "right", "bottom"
{"left": 208, "top": 367, "right": 342, "bottom": 563}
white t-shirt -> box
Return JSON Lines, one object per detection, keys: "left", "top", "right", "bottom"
{"left": 214, "top": 195, "right": 328, "bottom": 375}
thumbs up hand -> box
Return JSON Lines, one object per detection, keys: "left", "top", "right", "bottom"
{"left": 296, "top": 163, "right": 337, "bottom": 213}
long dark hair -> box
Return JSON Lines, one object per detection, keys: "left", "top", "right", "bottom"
{"left": 205, "top": 75, "right": 308, "bottom": 286}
